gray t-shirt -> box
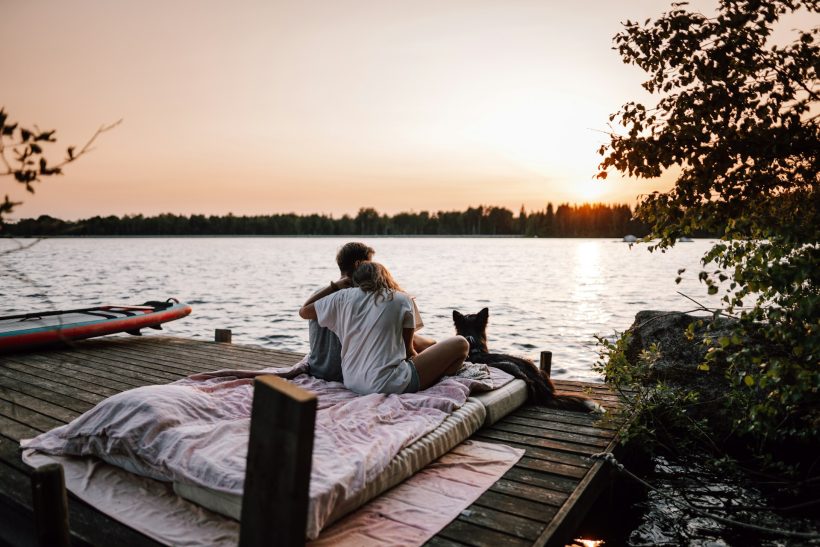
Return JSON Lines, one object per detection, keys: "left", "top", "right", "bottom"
{"left": 315, "top": 288, "right": 417, "bottom": 395}
{"left": 307, "top": 319, "right": 344, "bottom": 382}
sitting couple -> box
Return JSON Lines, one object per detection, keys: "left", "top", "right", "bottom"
{"left": 299, "top": 242, "right": 469, "bottom": 395}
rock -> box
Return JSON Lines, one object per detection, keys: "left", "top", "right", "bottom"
{"left": 623, "top": 310, "right": 738, "bottom": 427}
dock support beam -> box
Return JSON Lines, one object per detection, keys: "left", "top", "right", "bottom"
{"left": 214, "top": 328, "right": 232, "bottom": 343}
{"left": 239, "top": 375, "right": 317, "bottom": 547}
{"left": 31, "top": 463, "right": 70, "bottom": 547}
{"left": 540, "top": 350, "right": 553, "bottom": 377}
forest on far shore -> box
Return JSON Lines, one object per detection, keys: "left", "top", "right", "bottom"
{"left": 3, "top": 202, "right": 705, "bottom": 238}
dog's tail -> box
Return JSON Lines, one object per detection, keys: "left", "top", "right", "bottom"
{"left": 547, "top": 392, "right": 605, "bottom": 413}
{"left": 490, "top": 358, "right": 604, "bottom": 413}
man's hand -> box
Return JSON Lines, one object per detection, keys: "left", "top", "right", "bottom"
{"left": 335, "top": 276, "right": 353, "bottom": 289}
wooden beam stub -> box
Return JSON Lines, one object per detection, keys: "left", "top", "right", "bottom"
{"left": 31, "top": 463, "right": 70, "bottom": 547}
{"left": 540, "top": 351, "right": 553, "bottom": 377}
{"left": 239, "top": 375, "right": 317, "bottom": 547}
{"left": 214, "top": 328, "right": 232, "bottom": 343}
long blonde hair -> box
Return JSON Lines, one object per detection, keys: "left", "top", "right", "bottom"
{"left": 352, "top": 262, "right": 402, "bottom": 302}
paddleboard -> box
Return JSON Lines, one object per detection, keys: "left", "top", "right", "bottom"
{"left": 0, "top": 299, "right": 192, "bottom": 352}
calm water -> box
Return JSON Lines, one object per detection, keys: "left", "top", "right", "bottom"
{"left": 0, "top": 237, "right": 721, "bottom": 381}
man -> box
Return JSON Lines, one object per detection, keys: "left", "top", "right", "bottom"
{"left": 306, "top": 242, "right": 435, "bottom": 382}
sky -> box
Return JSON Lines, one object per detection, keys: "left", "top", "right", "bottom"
{"left": 0, "top": 1, "right": 812, "bottom": 220}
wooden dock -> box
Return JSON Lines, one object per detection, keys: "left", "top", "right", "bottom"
{"left": 0, "top": 336, "right": 626, "bottom": 547}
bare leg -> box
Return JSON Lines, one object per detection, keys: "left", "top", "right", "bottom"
{"left": 412, "top": 334, "right": 436, "bottom": 353}
{"left": 412, "top": 336, "right": 469, "bottom": 390}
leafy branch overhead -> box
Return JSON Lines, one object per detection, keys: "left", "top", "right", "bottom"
{"left": 598, "top": 0, "right": 818, "bottom": 245}
{"left": 0, "top": 107, "right": 121, "bottom": 223}
{"left": 598, "top": 0, "right": 819, "bottom": 448}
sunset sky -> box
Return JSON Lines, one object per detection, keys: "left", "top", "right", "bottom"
{"left": 1, "top": 1, "right": 812, "bottom": 220}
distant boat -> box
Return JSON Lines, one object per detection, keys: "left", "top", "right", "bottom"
{"left": 622, "top": 234, "right": 637, "bottom": 243}
{"left": 679, "top": 236, "right": 694, "bottom": 242}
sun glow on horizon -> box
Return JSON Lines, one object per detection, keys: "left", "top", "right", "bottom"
{"left": 2, "top": 0, "right": 697, "bottom": 219}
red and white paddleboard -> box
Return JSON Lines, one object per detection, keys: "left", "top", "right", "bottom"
{"left": 0, "top": 299, "right": 192, "bottom": 352}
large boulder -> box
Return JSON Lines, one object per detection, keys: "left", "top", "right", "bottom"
{"left": 623, "top": 310, "right": 737, "bottom": 426}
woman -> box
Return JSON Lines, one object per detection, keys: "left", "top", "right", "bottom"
{"left": 299, "top": 262, "right": 469, "bottom": 395}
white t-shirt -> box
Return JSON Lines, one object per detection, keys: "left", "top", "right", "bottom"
{"left": 314, "top": 288, "right": 417, "bottom": 395}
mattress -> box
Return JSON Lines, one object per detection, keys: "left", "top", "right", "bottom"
{"left": 472, "top": 378, "right": 527, "bottom": 426}
{"left": 173, "top": 398, "right": 488, "bottom": 525}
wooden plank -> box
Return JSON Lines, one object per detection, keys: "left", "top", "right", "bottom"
{"left": 458, "top": 505, "right": 545, "bottom": 540}
{"left": 162, "top": 337, "right": 303, "bottom": 361}
{"left": 471, "top": 489, "right": 558, "bottom": 522}
{"left": 424, "top": 537, "right": 469, "bottom": 547}
{"left": 503, "top": 467, "right": 579, "bottom": 494}
{"left": 0, "top": 375, "right": 94, "bottom": 415}
{"left": 0, "top": 414, "right": 45, "bottom": 441}
{"left": 0, "top": 435, "right": 32, "bottom": 473}
{"left": 0, "top": 367, "right": 107, "bottom": 406}
{"left": 3, "top": 357, "right": 150, "bottom": 393}
{"left": 515, "top": 407, "right": 621, "bottom": 430}
{"left": 537, "top": 431, "right": 625, "bottom": 546}
{"left": 64, "top": 346, "right": 208, "bottom": 377}
{"left": 170, "top": 344, "right": 303, "bottom": 368}
{"left": 515, "top": 456, "right": 588, "bottom": 481}
{"left": 503, "top": 415, "right": 614, "bottom": 439}
{"left": 149, "top": 339, "right": 291, "bottom": 367}
{"left": 66, "top": 342, "right": 197, "bottom": 374}
{"left": 20, "top": 350, "right": 184, "bottom": 383}
{"left": 239, "top": 375, "right": 317, "bottom": 547}
{"left": 489, "top": 478, "right": 569, "bottom": 507}
{"left": 84, "top": 342, "right": 277, "bottom": 375}
{"left": 0, "top": 372, "right": 131, "bottom": 424}
{"left": 437, "top": 518, "right": 532, "bottom": 547}
{"left": 473, "top": 432, "right": 592, "bottom": 468}
{"left": 480, "top": 427, "right": 603, "bottom": 456}
{"left": 491, "top": 422, "right": 610, "bottom": 448}
{"left": 0, "top": 399, "right": 63, "bottom": 434}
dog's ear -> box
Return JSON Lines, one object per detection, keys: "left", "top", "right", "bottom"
{"left": 478, "top": 307, "right": 489, "bottom": 322}
{"left": 453, "top": 310, "right": 464, "bottom": 323}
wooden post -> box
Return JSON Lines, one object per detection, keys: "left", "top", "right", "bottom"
{"left": 239, "top": 375, "right": 317, "bottom": 547}
{"left": 540, "top": 350, "right": 553, "bottom": 378}
{"left": 31, "top": 463, "right": 70, "bottom": 547}
{"left": 215, "top": 328, "right": 232, "bottom": 343}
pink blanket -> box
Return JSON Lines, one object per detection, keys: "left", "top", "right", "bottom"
{"left": 22, "top": 439, "right": 522, "bottom": 547}
{"left": 22, "top": 359, "right": 506, "bottom": 539}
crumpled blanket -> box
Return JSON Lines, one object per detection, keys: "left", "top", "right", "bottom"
{"left": 22, "top": 358, "right": 507, "bottom": 539}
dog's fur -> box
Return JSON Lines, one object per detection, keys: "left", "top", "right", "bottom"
{"left": 453, "top": 308, "right": 600, "bottom": 413}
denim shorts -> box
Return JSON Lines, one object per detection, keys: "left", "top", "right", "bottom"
{"left": 404, "top": 358, "right": 421, "bottom": 393}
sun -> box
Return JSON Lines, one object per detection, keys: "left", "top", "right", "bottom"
{"left": 573, "top": 178, "right": 607, "bottom": 202}
{"left": 460, "top": 87, "right": 615, "bottom": 204}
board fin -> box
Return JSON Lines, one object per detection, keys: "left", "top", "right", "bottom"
{"left": 126, "top": 329, "right": 142, "bottom": 336}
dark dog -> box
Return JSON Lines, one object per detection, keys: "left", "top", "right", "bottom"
{"left": 453, "top": 308, "right": 600, "bottom": 413}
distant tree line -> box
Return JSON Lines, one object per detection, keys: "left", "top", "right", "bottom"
{"left": 4, "top": 203, "right": 687, "bottom": 238}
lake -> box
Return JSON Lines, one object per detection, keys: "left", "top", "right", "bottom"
{"left": 0, "top": 236, "right": 721, "bottom": 381}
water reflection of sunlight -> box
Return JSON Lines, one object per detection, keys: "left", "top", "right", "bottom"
{"left": 570, "top": 241, "right": 609, "bottom": 326}
{"left": 573, "top": 241, "right": 602, "bottom": 298}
